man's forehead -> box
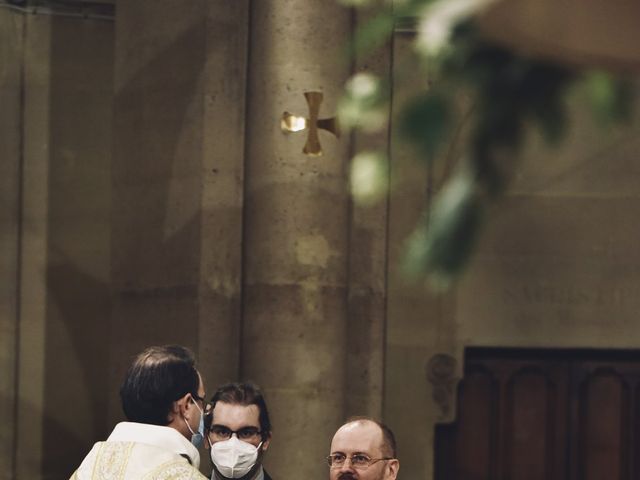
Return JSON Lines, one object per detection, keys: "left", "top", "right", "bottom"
{"left": 330, "top": 421, "right": 383, "bottom": 454}
{"left": 212, "top": 401, "right": 260, "bottom": 427}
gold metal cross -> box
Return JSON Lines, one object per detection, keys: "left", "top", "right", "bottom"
{"left": 281, "top": 91, "right": 340, "bottom": 157}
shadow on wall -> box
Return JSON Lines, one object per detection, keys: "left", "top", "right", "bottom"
{"left": 35, "top": 8, "right": 210, "bottom": 479}
{"left": 44, "top": 259, "right": 111, "bottom": 480}
{"left": 37, "top": 11, "right": 114, "bottom": 480}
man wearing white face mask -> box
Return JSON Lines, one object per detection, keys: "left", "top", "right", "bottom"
{"left": 204, "top": 382, "right": 273, "bottom": 480}
{"left": 70, "top": 345, "right": 208, "bottom": 480}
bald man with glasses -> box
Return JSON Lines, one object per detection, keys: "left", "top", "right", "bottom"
{"left": 327, "top": 418, "right": 399, "bottom": 480}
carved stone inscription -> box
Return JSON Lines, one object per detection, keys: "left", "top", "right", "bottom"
{"left": 457, "top": 255, "right": 640, "bottom": 346}
{"left": 502, "top": 284, "right": 640, "bottom": 308}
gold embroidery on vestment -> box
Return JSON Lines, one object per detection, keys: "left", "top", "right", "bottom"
{"left": 92, "top": 442, "right": 134, "bottom": 479}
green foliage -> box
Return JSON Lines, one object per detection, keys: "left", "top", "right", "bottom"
{"left": 584, "top": 71, "right": 635, "bottom": 125}
{"left": 341, "top": 0, "right": 635, "bottom": 289}
{"left": 338, "top": 72, "right": 389, "bottom": 133}
{"left": 350, "top": 12, "right": 396, "bottom": 58}
{"left": 399, "top": 91, "right": 452, "bottom": 160}
{"left": 403, "top": 172, "right": 484, "bottom": 289}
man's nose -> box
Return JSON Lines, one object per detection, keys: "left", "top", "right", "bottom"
{"left": 339, "top": 457, "right": 356, "bottom": 472}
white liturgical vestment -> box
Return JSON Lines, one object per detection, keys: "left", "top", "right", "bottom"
{"left": 70, "top": 422, "right": 207, "bottom": 480}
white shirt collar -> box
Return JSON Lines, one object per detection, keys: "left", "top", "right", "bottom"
{"left": 108, "top": 422, "right": 201, "bottom": 468}
{"left": 253, "top": 467, "right": 264, "bottom": 480}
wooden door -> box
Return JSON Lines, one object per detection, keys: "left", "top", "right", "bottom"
{"left": 435, "top": 349, "right": 640, "bottom": 480}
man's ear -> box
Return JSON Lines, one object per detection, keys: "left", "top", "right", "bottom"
{"left": 386, "top": 459, "right": 399, "bottom": 480}
{"left": 166, "top": 393, "right": 193, "bottom": 430}
{"left": 261, "top": 431, "right": 272, "bottom": 451}
{"left": 176, "top": 393, "right": 192, "bottom": 418}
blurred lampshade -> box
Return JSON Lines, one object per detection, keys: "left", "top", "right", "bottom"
{"left": 477, "top": 0, "right": 640, "bottom": 72}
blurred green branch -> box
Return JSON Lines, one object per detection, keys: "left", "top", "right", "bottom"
{"left": 339, "top": 0, "right": 635, "bottom": 290}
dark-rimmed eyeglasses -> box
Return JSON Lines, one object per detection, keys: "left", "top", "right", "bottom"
{"left": 209, "top": 425, "right": 263, "bottom": 441}
{"left": 326, "top": 453, "right": 394, "bottom": 469}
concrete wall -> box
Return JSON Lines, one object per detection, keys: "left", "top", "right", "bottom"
{"left": 0, "top": 9, "right": 23, "bottom": 480}
{"left": 458, "top": 106, "right": 640, "bottom": 350}
{"left": 111, "top": 0, "right": 214, "bottom": 424}
{"left": 43, "top": 15, "right": 113, "bottom": 479}
{"left": 384, "top": 32, "right": 640, "bottom": 480}
{"left": 109, "top": 0, "right": 247, "bottom": 427}
{"left": 0, "top": 8, "right": 114, "bottom": 479}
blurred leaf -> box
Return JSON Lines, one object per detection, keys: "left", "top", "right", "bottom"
{"left": 585, "top": 71, "right": 618, "bottom": 119}
{"left": 583, "top": 71, "right": 635, "bottom": 125}
{"left": 518, "top": 63, "right": 574, "bottom": 106}
{"left": 530, "top": 94, "right": 567, "bottom": 145}
{"left": 336, "top": 0, "right": 375, "bottom": 6}
{"left": 467, "top": 149, "right": 505, "bottom": 196}
{"left": 415, "top": 0, "right": 498, "bottom": 58}
{"left": 472, "top": 99, "right": 523, "bottom": 160}
{"left": 457, "top": 42, "right": 515, "bottom": 85}
{"left": 399, "top": 92, "right": 452, "bottom": 160}
{"left": 396, "top": 0, "right": 439, "bottom": 12}
{"left": 350, "top": 12, "right": 395, "bottom": 58}
{"left": 403, "top": 171, "right": 484, "bottom": 288}
{"left": 612, "top": 80, "right": 635, "bottom": 123}
{"left": 340, "top": 0, "right": 637, "bottom": 291}
{"left": 338, "top": 72, "right": 388, "bottom": 133}
{"left": 350, "top": 151, "right": 389, "bottom": 205}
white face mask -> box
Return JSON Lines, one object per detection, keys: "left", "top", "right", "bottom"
{"left": 210, "top": 435, "right": 262, "bottom": 479}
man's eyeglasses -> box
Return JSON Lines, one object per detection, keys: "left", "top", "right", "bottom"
{"left": 326, "top": 453, "right": 394, "bottom": 469}
{"left": 209, "top": 425, "right": 263, "bottom": 441}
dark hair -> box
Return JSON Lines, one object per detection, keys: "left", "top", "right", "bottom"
{"left": 344, "top": 416, "right": 397, "bottom": 458}
{"left": 120, "top": 345, "right": 200, "bottom": 425}
{"left": 207, "top": 382, "right": 271, "bottom": 439}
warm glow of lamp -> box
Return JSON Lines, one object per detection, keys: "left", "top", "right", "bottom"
{"left": 478, "top": 0, "right": 640, "bottom": 72}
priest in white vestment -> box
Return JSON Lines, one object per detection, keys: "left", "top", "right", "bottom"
{"left": 70, "top": 345, "right": 209, "bottom": 480}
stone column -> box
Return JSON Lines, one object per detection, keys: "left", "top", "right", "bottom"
{"left": 241, "top": 3, "right": 352, "bottom": 479}
{"left": 112, "top": 0, "right": 247, "bottom": 420}
{"left": 15, "top": 14, "right": 51, "bottom": 479}
{"left": 198, "top": 0, "right": 249, "bottom": 388}
{"left": 0, "top": 8, "right": 23, "bottom": 478}
{"left": 9, "top": 9, "right": 115, "bottom": 478}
